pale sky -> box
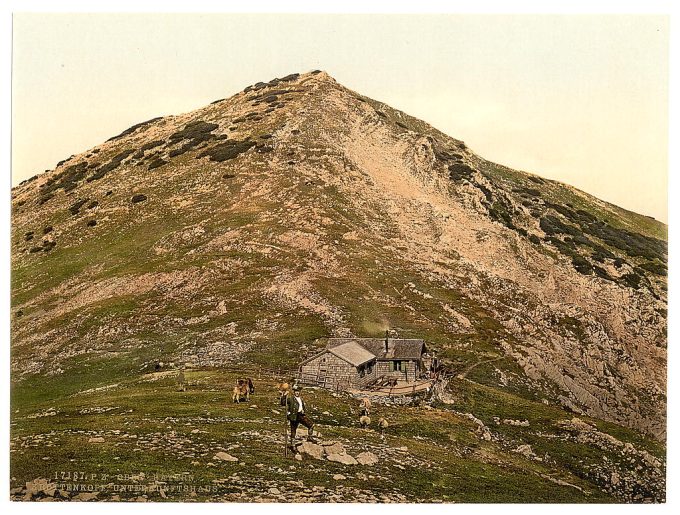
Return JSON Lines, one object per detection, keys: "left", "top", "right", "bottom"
{"left": 11, "top": 13, "right": 669, "bottom": 222}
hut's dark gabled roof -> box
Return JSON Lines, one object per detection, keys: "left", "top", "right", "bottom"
{"left": 386, "top": 339, "right": 426, "bottom": 359}
{"left": 327, "top": 338, "right": 425, "bottom": 360}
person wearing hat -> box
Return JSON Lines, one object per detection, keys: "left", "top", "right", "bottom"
{"left": 286, "top": 385, "right": 316, "bottom": 446}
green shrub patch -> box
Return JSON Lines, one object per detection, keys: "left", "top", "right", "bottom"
{"left": 448, "top": 163, "right": 474, "bottom": 182}
{"left": 639, "top": 261, "right": 667, "bottom": 276}
{"left": 37, "top": 193, "right": 54, "bottom": 205}
{"left": 61, "top": 162, "right": 89, "bottom": 191}
{"left": 586, "top": 221, "right": 666, "bottom": 262}
{"left": 513, "top": 187, "right": 541, "bottom": 197}
{"left": 166, "top": 121, "right": 222, "bottom": 158}
{"left": 543, "top": 202, "right": 666, "bottom": 263}
{"left": 168, "top": 147, "right": 186, "bottom": 158}
{"left": 540, "top": 216, "right": 580, "bottom": 238}
{"left": 169, "top": 121, "right": 218, "bottom": 142}
{"left": 147, "top": 158, "right": 168, "bottom": 170}
{"left": 593, "top": 265, "right": 612, "bottom": 280}
{"left": 19, "top": 174, "right": 37, "bottom": 185}
{"left": 38, "top": 161, "right": 90, "bottom": 198}
{"left": 572, "top": 255, "right": 593, "bottom": 275}
{"left": 620, "top": 273, "right": 643, "bottom": 289}
{"left": 134, "top": 139, "right": 166, "bottom": 159}
{"left": 88, "top": 149, "right": 135, "bottom": 182}
{"left": 107, "top": 116, "right": 162, "bottom": 142}
{"left": 198, "top": 139, "right": 256, "bottom": 162}
{"left": 488, "top": 202, "right": 516, "bottom": 230}
{"left": 141, "top": 139, "right": 165, "bottom": 152}
{"left": 248, "top": 82, "right": 267, "bottom": 92}
{"left": 68, "top": 198, "right": 89, "bottom": 216}
{"left": 540, "top": 205, "right": 665, "bottom": 288}
{"left": 55, "top": 156, "right": 73, "bottom": 167}
{"left": 613, "top": 257, "right": 626, "bottom": 269}
{"left": 279, "top": 73, "right": 300, "bottom": 82}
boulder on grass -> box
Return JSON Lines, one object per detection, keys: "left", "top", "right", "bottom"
{"left": 326, "top": 453, "right": 358, "bottom": 465}
{"left": 214, "top": 452, "right": 238, "bottom": 462}
{"left": 356, "top": 451, "right": 379, "bottom": 466}
{"left": 297, "top": 441, "right": 324, "bottom": 460}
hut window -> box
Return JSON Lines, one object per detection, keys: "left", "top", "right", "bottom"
{"left": 390, "top": 360, "right": 404, "bottom": 372}
{"left": 358, "top": 365, "right": 365, "bottom": 378}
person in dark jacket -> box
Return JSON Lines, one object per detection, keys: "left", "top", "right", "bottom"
{"left": 286, "top": 385, "right": 316, "bottom": 446}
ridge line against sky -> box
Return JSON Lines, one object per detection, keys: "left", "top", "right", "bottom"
{"left": 11, "top": 13, "right": 669, "bottom": 223}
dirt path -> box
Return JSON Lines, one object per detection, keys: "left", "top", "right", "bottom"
{"left": 458, "top": 356, "right": 504, "bottom": 380}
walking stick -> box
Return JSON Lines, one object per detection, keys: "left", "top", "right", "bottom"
{"left": 283, "top": 397, "right": 288, "bottom": 458}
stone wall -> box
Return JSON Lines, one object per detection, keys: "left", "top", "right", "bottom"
{"left": 299, "top": 352, "right": 377, "bottom": 388}
{"left": 356, "top": 360, "right": 378, "bottom": 386}
{"left": 376, "top": 360, "right": 418, "bottom": 382}
{"left": 299, "top": 354, "right": 425, "bottom": 388}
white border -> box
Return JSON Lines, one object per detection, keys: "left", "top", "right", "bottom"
{"left": 2, "top": 2, "right": 677, "bottom": 515}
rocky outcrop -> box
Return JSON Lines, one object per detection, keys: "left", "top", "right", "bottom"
{"left": 296, "top": 440, "right": 360, "bottom": 465}
{"left": 555, "top": 418, "right": 665, "bottom": 502}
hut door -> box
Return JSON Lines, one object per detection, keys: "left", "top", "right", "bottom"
{"left": 318, "top": 367, "right": 327, "bottom": 385}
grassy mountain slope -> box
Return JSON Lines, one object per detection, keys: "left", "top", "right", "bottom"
{"left": 10, "top": 71, "right": 666, "bottom": 502}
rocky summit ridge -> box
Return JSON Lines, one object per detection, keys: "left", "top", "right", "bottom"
{"left": 11, "top": 69, "right": 666, "bottom": 448}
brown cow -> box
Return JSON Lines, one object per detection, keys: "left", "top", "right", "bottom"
{"left": 359, "top": 397, "right": 371, "bottom": 416}
{"left": 232, "top": 378, "right": 254, "bottom": 403}
{"left": 277, "top": 382, "right": 290, "bottom": 406}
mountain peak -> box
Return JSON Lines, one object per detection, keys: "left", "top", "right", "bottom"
{"left": 10, "top": 67, "right": 667, "bottom": 502}
{"left": 11, "top": 69, "right": 667, "bottom": 445}
{"left": 240, "top": 69, "right": 336, "bottom": 93}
